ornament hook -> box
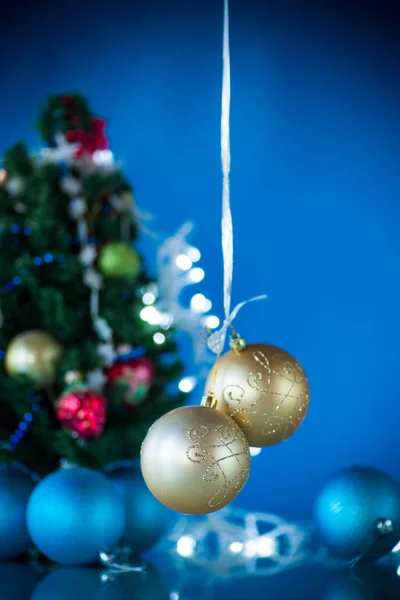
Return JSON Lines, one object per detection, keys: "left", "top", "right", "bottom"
{"left": 348, "top": 518, "right": 394, "bottom": 568}
{"left": 376, "top": 518, "right": 393, "bottom": 535}
{"left": 201, "top": 392, "right": 218, "bottom": 409}
{"left": 229, "top": 328, "right": 247, "bottom": 354}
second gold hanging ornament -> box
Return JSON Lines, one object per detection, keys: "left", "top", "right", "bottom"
{"left": 140, "top": 398, "right": 250, "bottom": 515}
{"left": 205, "top": 336, "right": 310, "bottom": 448}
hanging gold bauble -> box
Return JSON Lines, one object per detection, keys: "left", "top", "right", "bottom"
{"left": 140, "top": 403, "right": 251, "bottom": 515}
{"left": 204, "top": 341, "right": 310, "bottom": 448}
{"left": 5, "top": 330, "right": 63, "bottom": 389}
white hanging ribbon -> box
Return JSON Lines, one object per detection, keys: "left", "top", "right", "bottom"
{"left": 208, "top": 0, "right": 266, "bottom": 355}
{"left": 77, "top": 218, "right": 88, "bottom": 245}
{"left": 83, "top": 268, "right": 114, "bottom": 343}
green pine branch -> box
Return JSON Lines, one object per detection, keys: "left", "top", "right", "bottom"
{"left": 0, "top": 93, "right": 184, "bottom": 475}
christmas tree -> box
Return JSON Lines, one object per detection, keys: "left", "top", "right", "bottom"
{"left": 0, "top": 93, "right": 184, "bottom": 476}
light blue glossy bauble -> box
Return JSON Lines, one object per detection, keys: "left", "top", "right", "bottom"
{"left": 0, "top": 562, "right": 41, "bottom": 600}
{"left": 27, "top": 467, "right": 126, "bottom": 566}
{"left": 108, "top": 467, "right": 173, "bottom": 553}
{"left": 0, "top": 463, "right": 35, "bottom": 559}
{"left": 31, "top": 567, "right": 123, "bottom": 600}
{"left": 314, "top": 466, "right": 400, "bottom": 561}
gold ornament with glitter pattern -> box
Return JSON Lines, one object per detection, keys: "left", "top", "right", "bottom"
{"left": 204, "top": 339, "right": 310, "bottom": 448}
{"left": 140, "top": 401, "right": 250, "bottom": 515}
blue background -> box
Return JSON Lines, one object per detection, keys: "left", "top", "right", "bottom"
{"left": 1, "top": 0, "right": 399, "bottom": 520}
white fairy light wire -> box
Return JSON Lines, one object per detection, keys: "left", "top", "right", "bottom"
{"left": 207, "top": 0, "right": 266, "bottom": 355}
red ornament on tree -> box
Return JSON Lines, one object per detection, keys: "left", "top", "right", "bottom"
{"left": 106, "top": 356, "right": 155, "bottom": 409}
{"left": 56, "top": 386, "right": 106, "bottom": 439}
{"left": 90, "top": 117, "right": 108, "bottom": 152}
{"left": 65, "top": 117, "right": 109, "bottom": 158}
{"left": 60, "top": 94, "right": 74, "bottom": 105}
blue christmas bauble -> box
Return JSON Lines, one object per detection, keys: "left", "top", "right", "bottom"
{"left": 108, "top": 467, "right": 173, "bottom": 553}
{"left": 0, "top": 463, "right": 36, "bottom": 559}
{"left": 27, "top": 467, "right": 126, "bottom": 565}
{"left": 31, "top": 567, "right": 123, "bottom": 600}
{"left": 314, "top": 466, "right": 400, "bottom": 561}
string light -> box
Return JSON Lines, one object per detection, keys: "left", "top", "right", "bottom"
{"left": 8, "top": 397, "right": 40, "bottom": 451}
{"left": 186, "top": 246, "right": 201, "bottom": 262}
{"left": 153, "top": 332, "right": 166, "bottom": 345}
{"left": 140, "top": 305, "right": 173, "bottom": 330}
{"left": 118, "top": 347, "right": 146, "bottom": 361}
{"left": 140, "top": 306, "right": 162, "bottom": 325}
{"left": 177, "top": 536, "right": 196, "bottom": 558}
{"left": 175, "top": 254, "right": 192, "bottom": 271}
{"left": 0, "top": 224, "right": 31, "bottom": 236}
{"left": 204, "top": 315, "right": 220, "bottom": 329}
{"left": 229, "top": 542, "right": 243, "bottom": 553}
{"left": 174, "top": 526, "right": 277, "bottom": 566}
{"left": 178, "top": 376, "right": 197, "bottom": 393}
{"left": 190, "top": 294, "right": 212, "bottom": 314}
{"left": 92, "top": 149, "right": 114, "bottom": 165}
{"left": 234, "top": 536, "right": 276, "bottom": 558}
{"left": 0, "top": 253, "right": 65, "bottom": 295}
{"left": 155, "top": 224, "right": 216, "bottom": 364}
{"left": 250, "top": 447, "right": 262, "bottom": 457}
{"left": 142, "top": 292, "right": 156, "bottom": 305}
{"left": 188, "top": 267, "right": 205, "bottom": 283}
{"left": 257, "top": 537, "right": 277, "bottom": 558}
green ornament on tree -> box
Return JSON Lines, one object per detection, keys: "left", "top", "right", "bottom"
{"left": 98, "top": 242, "right": 140, "bottom": 280}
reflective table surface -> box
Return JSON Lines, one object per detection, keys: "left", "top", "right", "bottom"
{"left": 3, "top": 510, "right": 400, "bottom": 599}
{"left": 2, "top": 556, "right": 400, "bottom": 600}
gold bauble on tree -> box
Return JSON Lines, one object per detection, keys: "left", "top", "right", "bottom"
{"left": 205, "top": 339, "right": 310, "bottom": 448}
{"left": 140, "top": 401, "right": 251, "bottom": 515}
{"left": 98, "top": 242, "right": 140, "bottom": 280}
{"left": 5, "top": 330, "right": 63, "bottom": 389}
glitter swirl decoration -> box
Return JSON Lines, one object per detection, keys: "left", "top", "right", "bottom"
{"left": 140, "top": 406, "right": 250, "bottom": 515}
{"left": 205, "top": 343, "right": 310, "bottom": 448}
{"left": 185, "top": 418, "right": 250, "bottom": 510}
